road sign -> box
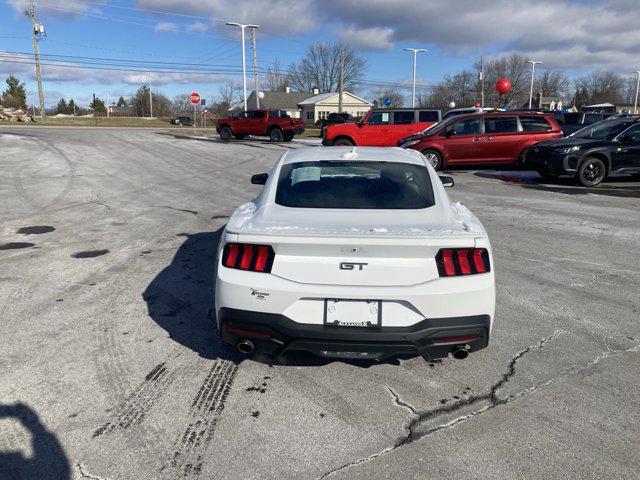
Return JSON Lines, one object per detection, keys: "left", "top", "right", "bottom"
{"left": 189, "top": 92, "right": 201, "bottom": 105}
{"left": 384, "top": 97, "right": 392, "bottom": 106}
{"left": 201, "top": 99, "right": 206, "bottom": 106}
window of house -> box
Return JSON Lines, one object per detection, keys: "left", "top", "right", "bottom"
{"left": 484, "top": 116, "right": 518, "bottom": 134}
{"left": 306, "top": 111, "right": 314, "bottom": 120}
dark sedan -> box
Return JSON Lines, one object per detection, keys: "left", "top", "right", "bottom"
{"left": 525, "top": 117, "right": 640, "bottom": 186}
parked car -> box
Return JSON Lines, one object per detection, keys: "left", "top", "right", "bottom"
{"left": 320, "top": 112, "right": 355, "bottom": 137}
{"left": 524, "top": 116, "right": 640, "bottom": 186}
{"left": 321, "top": 108, "right": 441, "bottom": 147}
{"left": 215, "top": 146, "right": 495, "bottom": 362}
{"left": 398, "top": 112, "right": 562, "bottom": 170}
{"left": 170, "top": 116, "right": 193, "bottom": 126}
{"left": 551, "top": 111, "right": 611, "bottom": 136}
{"left": 217, "top": 109, "right": 305, "bottom": 142}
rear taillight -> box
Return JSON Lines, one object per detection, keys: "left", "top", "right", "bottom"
{"left": 222, "top": 243, "right": 275, "bottom": 273}
{"left": 436, "top": 248, "right": 490, "bottom": 277}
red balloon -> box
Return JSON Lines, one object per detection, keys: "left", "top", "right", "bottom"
{"left": 474, "top": 102, "right": 481, "bottom": 108}
{"left": 495, "top": 78, "right": 511, "bottom": 95}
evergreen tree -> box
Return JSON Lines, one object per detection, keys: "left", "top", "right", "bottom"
{"left": 116, "top": 96, "right": 126, "bottom": 107}
{"left": 67, "top": 99, "right": 77, "bottom": 115}
{"left": 56, "top": 98, "right": 68, "bottom": 114}
{"left": 2, "top": 75, "right": 27, "bottom": 109}
{"left": 89, "top": 96, "right": 106, "bottom": 112}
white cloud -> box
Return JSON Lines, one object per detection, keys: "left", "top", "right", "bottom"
{"left": 186, "top": 21, "right": 208, "bottom": 33}
{"left": 7, "top": 0, "right": 106, "bottom": 19}
{"left": 154, "top": 22, "right": 179, "bottom": 33}
{"left": 339, "top": 26, "right": 394, "bottom": 51}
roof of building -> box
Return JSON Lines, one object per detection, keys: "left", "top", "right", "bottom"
{"left": 229, "top": 90, "right": 318, "bottom": 111}
{"left": 298, "top": 91, "right": 373, "bottom": 106}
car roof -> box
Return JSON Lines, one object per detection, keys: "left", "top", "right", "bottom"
{"left": 280, "top": 146, "right": 425, "bottom": 165}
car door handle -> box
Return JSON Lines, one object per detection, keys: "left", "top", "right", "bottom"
{"left": 484, "top": 136, "right": 493, "bottom": 140}
{"left": 473, "top": 137, "right": 482, "bottom": 142}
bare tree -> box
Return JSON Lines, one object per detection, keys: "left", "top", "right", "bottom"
{"left": 287, "top": 42, "right": 366, "bottom": 93}
{"left": 534, "top": 70, "right": 570, "bottom": 99}
{"left": 264, "top": 59, "right": 289, "bottom": 91}
{"left": 209, "top": 80, "right": 241, "bottom": 118}
{"left": 370, "top": 87, "right": 405, "bottom": 107}
{"left": 574, "top": 72, "right": 627, "bottom": 106}
{"left": 172, "top": 94, "right": 191, "bottom": 113}
{"left": 480, "top": 54, "right": 530, "bottom": 107}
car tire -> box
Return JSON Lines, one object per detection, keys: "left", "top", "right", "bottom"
{"left": 577, "top": 156, "right": 606, "bottom": 187}
{"left": 333, "top": 138, "right": 354, "bottom": 147}
{"left": 283, "top": 133, "right": 294, "bottom": 142}
{"left": 422, "top": 149, "right": 443, "bottom": 171}
{"left": 269, "top": 128, "right": 284, "bottom": 142}
{"left": 220, "top": 126, "right": 233, "bottom": 141}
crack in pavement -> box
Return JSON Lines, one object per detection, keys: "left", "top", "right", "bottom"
{"left": 76, "top": 462, "right": 110, "bottom": 480}
{"left": 318, "top": 331, "right": 640, "bottom": 479}
{"left": 317, "top": 331, "right": 562, "bottom": 479}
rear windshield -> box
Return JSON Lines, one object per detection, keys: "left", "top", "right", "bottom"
{"left": 276, "top": 161, "right": 435, "bottom": 209}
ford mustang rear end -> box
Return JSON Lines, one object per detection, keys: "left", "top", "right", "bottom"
{"left": 215, "top": 147, "right": 495, "bottom": 362}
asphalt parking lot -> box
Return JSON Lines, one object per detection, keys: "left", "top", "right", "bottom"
{"left": 1, "top": 127, "right": 639, "bottom": 480}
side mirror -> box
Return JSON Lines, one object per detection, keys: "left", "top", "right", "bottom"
{"left": 444, "top": 129, "right": 457, "bottom": 138}
{"left": 357, "top": 121, "right": 364, "bottom": 128}
{"left": 439, "top": 176, "right": 455, "bottom": 188}
{"left": 251, "top": 173, "right": 268, "bottom": 185}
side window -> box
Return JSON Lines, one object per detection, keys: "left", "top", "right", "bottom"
{"left": 253, "top": 111, "right": 265, "bottom": 118}
{"left": 393, "top": 111, "right": 414, "bottom": 125}
{"left": 240, "top": 111, "right": 251, "bottom": 119}
{"left": 484, "top": 116, "right": 518, "bottom": 134}
{"left": 367, "top": 111, "right": 391, "bottom": 125}
{"left": 419, "top": 111, "right": 439, "bottom": 122}
{"left": 520, "top": 116, "right": 552, "bottom": 132}
{"left": 446, "top": 118, "right": 481, "bottom": 136}
{"left": 622, "top": 125, "right": 640, "bottom": 142}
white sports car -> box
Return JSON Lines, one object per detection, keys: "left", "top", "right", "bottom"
{"left": 215, "top": 147, "right": 495, "bottom": 362}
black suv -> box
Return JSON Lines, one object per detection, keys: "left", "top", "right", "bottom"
{"left": 525, "top": 116, "right": 640, "bottom": 186}
{"left": 320, "top": 112, "right": 355, "bottom": 137}
{"left": 170, "top": 116, "right": 193, "bottom": 126}
{"left": 552, "top": 111, "right": 612, "bottom": 136}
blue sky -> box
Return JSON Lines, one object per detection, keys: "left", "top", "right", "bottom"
{"left": 1, "top": 0, "right": 637, "bottom": 108}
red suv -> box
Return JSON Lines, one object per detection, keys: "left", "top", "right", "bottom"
{"left": 398, "top": 112, "right": 562, "bottom": 170}
{"left": 322, "top": 108, "right": 441, "bottom": 147}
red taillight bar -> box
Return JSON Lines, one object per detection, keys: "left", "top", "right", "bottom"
{"left": 222, "top": 242, "right": 275, "bottom": 273}
{"left": 432, "top": 335, "right": 480, "bottom": 344}
{"left": 436, "top": 248, "right": 490, "bottom": 277}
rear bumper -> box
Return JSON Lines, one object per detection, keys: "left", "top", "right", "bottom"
{"left": 218, "top": 307, "right": 490, "bottom": 360}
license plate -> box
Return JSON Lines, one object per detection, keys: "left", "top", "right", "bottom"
{"left": 324, "top": 299, "right": 381, "bottom": 328}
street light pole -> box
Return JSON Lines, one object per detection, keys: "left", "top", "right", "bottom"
{"left": 528, "top": 60, "right": 543, "bottom": 109}
{"left": 634, "top": 70, "right": 640, "bottom": 115}
{"left": 404, "top": 48, "right": 427, "bottom": 108}
{"left": 226, "top": 22, "right": 259, "bottom": 111}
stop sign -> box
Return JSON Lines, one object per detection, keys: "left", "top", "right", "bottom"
{"left": 189, "top": 92, "right": 201, "bottom": 105}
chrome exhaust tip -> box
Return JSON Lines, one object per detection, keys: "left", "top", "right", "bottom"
{"left": 451, "top": 345, "right": 470, "bottom": 360}
{"left": 237, "top": 339, "right": 254, "bottom": 354}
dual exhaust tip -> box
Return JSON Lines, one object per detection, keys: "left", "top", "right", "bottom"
{"left": 239, "top": 339, "right": 470, "bottom": 359}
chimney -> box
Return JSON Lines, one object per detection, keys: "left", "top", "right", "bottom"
{"left": 285, "top": 86, "right": 291, "bottom": 93}
{"left": 312, "top": 87, "right": 319, "bottom": 95}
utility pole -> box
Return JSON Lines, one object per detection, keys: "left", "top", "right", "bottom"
{"left": 338, "top": 49, "right": 344, "bottom": 113}
{"left": 147, "top": 72, "right": 153, "bottom": 118}
{"left": 28, "top": 0, "right": 45, "bottom": 120}
{"left": 250, "top": 27, "right": 260, "bottom": 108}
{"left": 404, "top": 48, "right": 427, "bottom": 108}
{"left": 634, "top": 70, "right": 640, "bottom": 115}
{"left": 107, "top": 91, "right": 110, "bottom": 118}
{"left": 226, "top": 22, "right": 259, "bottom": 111}
{"left": 480, "top": 56, "right": 485, "bottom": 108}
{"left": 528, "top": 60, "right": 543, "bottom": 109}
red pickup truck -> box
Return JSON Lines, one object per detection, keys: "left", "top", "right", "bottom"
{"left": 217, "top": 109, "right": 305, "bottom": 142}
{"left": 321, "top": 108, "right": 441, "bottom": 147}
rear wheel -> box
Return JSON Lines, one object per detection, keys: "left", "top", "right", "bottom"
{"left": 283, "top": 133, "right": 294, "bottom": 142}
{"left": 269, "top": 128, "right": 284, "bottom": 142}
{"left": 219, "top": 125, "right": 232, "bottom": 141}
{"left": 577, "top": 157, "right": 606, "bottom": 187}
{"left": 333, "top": 138, "right": 354, "bottom": 147}
{"left": 422, "top": 149, "right": 443, "bottom": 171}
